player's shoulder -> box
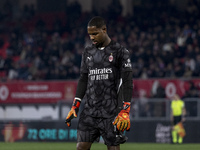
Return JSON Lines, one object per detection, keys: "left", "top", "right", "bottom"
{"left": 180, "top": 99, "right": 184, "bottom": 104}
{"left": 110, "top": 41, "right": 123, "bottom": 49}
{"left": 178, "top": 99, "right": 183, "bottom": 102}
{"left": 84, "top": 44, "right": 94, "bottom": 52}
{"left": 109, "top": 41, "right": 129, "bottom": 54}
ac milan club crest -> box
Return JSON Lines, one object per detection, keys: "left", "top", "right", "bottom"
{"left": 109, "top": 53, "right": 113, "bottom": 62}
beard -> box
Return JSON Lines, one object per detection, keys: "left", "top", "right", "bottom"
{"left": 93, "top": 41, "right": 104, "bottom": 48}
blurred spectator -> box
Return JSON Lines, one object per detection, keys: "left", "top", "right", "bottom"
{"left": 151, "top": 81, "right": 166, "bottom": 98}
{"left": 151, "top": 80, "right": 166, "bottom": 117}
{"left": 0, "top": 0, "right": 200, "bottom": 82}
{"left": 183, "top": 81, "right": 199, "bottom": 98}
{"left": 0, "top": 56, "right": 5, "bottom": 71}
{"left": 182, "top": 81, "right": 198, "bottom": 117}
{"left": 139, "top": 93, "right": 151, "bottom": 117}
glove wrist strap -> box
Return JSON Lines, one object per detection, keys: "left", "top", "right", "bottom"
{"left": 72, "top": 98, "right": 81, "bottom": 109}
{"left": 122, "top": 102, "right": 131, "bottom": 113}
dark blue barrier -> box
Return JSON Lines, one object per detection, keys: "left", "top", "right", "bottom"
{"left": 0, "top": 120, "right": 199, "bottom": 143}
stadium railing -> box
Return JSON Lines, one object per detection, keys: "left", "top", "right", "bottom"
{"left": 0, "top": 98, "right": 199, "bottom": 121}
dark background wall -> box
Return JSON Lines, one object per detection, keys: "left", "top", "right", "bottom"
{"left": 0, "top": 120, "right": 199, "bottom": 143}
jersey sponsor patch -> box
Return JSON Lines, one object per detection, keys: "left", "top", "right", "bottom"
{"left": 89, "top": 68, "right": 112, "bottom": 80}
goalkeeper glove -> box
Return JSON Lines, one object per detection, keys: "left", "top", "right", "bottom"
{"left": 113, "top": 102, "right": 131, "bottom": 132}
{"left": 65, "top": 98, "right": 81, "bottom": 127}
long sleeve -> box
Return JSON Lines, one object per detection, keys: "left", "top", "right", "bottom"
{"left": 122, "top": 71, "right": 133, "bottom": 102}
{"left": 75, "top": 73, "right": 88, "bottom": 99}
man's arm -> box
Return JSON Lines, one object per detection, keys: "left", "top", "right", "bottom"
{"left": 122, "top": 71, "right": 133, "bottom": 103}
{"left": 65, "top": 73, "right": 88, "bottom": 126}
{"left": 113, "top": 71, "right": 133, "bottom": 132}
{"left": 75, "top": 73, "right": 88, "bottom": 99}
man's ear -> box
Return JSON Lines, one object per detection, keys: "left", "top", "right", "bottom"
{"left": 102, "top": 25, "right": 107, "bottom": 33}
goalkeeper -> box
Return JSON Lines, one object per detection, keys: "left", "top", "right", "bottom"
{"left": 65, "top": 16, "right": 133, "bottom": 150}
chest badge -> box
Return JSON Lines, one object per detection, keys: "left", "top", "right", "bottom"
{"left": 109, "top": 53, "right": 113, "bottom": 62}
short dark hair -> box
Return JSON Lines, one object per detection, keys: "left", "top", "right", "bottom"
{"left": 88, "top": 16, "right": 106, "bottom": 28}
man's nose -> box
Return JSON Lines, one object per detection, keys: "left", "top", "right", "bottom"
{"left": 89, "top": 35, "right": 95, "bottom": 40}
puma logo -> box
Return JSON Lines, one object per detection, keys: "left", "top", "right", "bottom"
{"left": 87, "top": 56, "right": 92, "bottom": 60}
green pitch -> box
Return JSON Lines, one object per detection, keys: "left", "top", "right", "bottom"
{"left": 0, "top": 142, "right": 200, "bottom": 150}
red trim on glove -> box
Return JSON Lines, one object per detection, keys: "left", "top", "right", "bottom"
{"left": 123, "top": 102, "right": 131, "bottom": 112}
{"left": 72, "top": 99, "right": 81, "bottom": 109}
{"left": 65, "top": 98, "right": 81, "bottom": 127}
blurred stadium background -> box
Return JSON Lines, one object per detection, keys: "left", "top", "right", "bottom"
{"left": 0, "top": 0, "right": 200, "bottom": 146}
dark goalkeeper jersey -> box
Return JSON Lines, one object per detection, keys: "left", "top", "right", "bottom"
{"left": 80, "top": 41, "right": 132, "bottom": 118}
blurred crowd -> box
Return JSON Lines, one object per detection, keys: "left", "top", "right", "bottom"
{"left": 0, "top": 0, "right": 200, "bottom": 81}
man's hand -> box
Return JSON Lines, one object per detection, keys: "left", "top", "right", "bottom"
{"left": 65, "top": 98, "right": 81, "bottom": 127}
{"left": 113, "top": 102, "right": 131, "bottom": 132}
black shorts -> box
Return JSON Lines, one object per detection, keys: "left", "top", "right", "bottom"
{"left": 77, "top": 112, "right": 128, "bottom": 146}
{"left": 173, "top": 116, "right": 182, "bottom": 125}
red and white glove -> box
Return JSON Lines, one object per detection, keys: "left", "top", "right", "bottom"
{"left": 113, "top": 102, "right": 131, "bottom": 132}
{"left": 65, "top": 98, "right": 81, "bottom": 127}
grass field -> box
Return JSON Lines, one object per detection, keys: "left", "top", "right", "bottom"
{"left": 0, "top": 142, "right": 200, "bottom": 150}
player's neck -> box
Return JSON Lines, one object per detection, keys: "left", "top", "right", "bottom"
{"left": 102, "top": 37, "right": 111, "bottom": 48}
